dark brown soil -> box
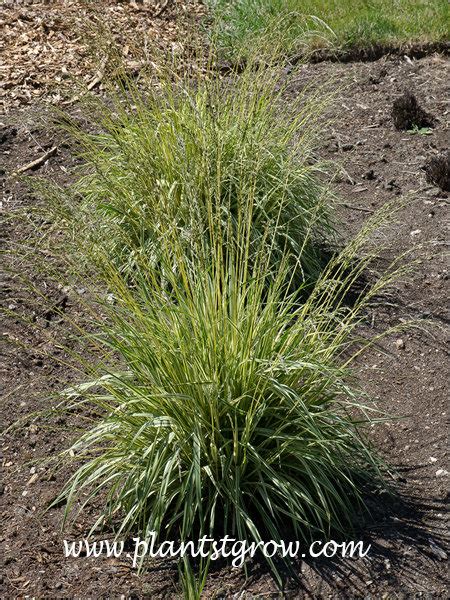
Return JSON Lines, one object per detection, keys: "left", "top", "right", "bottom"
{"left": 307, "top": 40, "right": 450, "bottom": 64}
{"left": 1, "top": 53, "right": 449, "bottom": 598}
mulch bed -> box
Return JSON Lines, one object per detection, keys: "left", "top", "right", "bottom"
{"left": 1, "top": 0, "right": 205, "bottom": 112}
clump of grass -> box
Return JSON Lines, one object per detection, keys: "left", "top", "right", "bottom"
{"left": 35, "top": 54, "right": 410, "bottom": 586}
{"left": 56, "top": 181, "right": 404, "bottom": 582}
{"left": 61, "top": 59, "right": 334, "bottom": 288}
{"left": 209, "top": 0, "right": 449, "bottom": 60}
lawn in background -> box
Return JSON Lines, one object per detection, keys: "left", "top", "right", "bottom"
{"left": 210, "top": 0, "right": 449, "bottom": 58}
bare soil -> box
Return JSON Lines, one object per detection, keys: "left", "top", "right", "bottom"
{"left": 1, "top": 49, "right": 449, "bottom": 598}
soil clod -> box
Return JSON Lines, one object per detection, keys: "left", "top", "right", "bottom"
{"left": 425, "top": 151, "right": 450, "bottom": 192}
{"left": 391, "top": 91, "right": 435, "bottom": 130}
{"left": 1, "top": 126, "right": 18, "bottom": 147}
{"left": 363, "top": 169, "right": 376, "bottom": 180}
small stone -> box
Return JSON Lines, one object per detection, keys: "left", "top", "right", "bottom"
{"left": 27, "top": 473, "right": 38, "bottom": 485}
{"left": 429, "top": 457, "right": 437, "bottom": 463}
{"left": 429, "top": 540, "right": 447, "bottom": 560}
{"left": 22, "top": 490, "right": 28, "bottom": 497}
{"left": 410, "top": 229, "right": 422, "bottom": 237}
{"left": 395, "top": 338, "right": 405, "bottom": 350}
{"left": 436, "top": 469, "right": 448, "bottom": 477}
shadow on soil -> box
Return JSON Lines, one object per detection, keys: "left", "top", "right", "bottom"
{"left": 196, "top": 474, "right": 448, "bottom": 596}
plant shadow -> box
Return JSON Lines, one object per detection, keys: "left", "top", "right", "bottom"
{"left": 210, "top": 469, "right": 448, "bottom": 596}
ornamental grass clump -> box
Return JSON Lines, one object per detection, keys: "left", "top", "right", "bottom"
{"left": 57, "top": 189, "right": 401, "bottom": 580}
{"left": 64, "top": 59, "right": 333, "bottom": 288}
{"left": 36, "top": 57, "right": 406, "bottom": 585}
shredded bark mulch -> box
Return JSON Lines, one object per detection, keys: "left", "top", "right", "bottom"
{"left": 1, "top": 0, "right": 205, "bottom": 112}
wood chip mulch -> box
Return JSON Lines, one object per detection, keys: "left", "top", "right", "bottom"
{"left": 1, "top": 0, "right": 206, "bottom": 113}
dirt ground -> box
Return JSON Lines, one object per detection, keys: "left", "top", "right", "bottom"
{"left": 1, "top": 43, "right": 449, "bottom": 599}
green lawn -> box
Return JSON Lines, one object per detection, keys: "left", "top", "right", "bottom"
{"left": 210, "top": 0, "right": 449, "bottom": 59}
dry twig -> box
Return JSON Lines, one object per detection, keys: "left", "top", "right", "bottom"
{"left": 12, "top": 147, "right": 57, "bottom": 176}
